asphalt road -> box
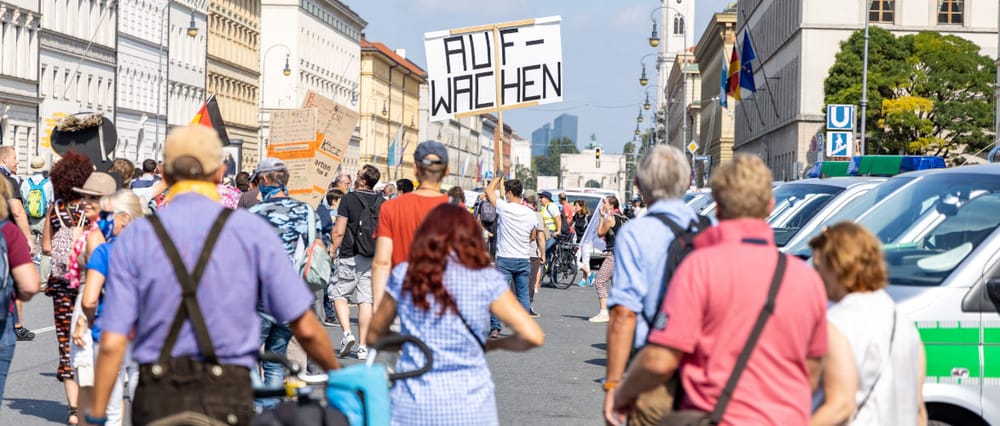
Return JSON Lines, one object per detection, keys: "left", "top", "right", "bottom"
{"left": 2, "top": 280, "right": 609, "bottom": 425}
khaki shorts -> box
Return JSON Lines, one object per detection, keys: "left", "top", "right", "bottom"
{"left": 330, "top": 256, "right": 373, "bottom": 304}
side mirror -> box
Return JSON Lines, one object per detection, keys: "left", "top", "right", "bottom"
{"left": 986, "top": 278, "right": 1000, "bottom": 308}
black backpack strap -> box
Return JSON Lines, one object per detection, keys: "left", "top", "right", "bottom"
{"left": 149, "top": 209, "right": 234, "bottom": 371}
{"left": 642, "top": 213, "right": 696, "bottom": 327}
{"left": 709, "top": 254, "right": 787, "bottom": 424}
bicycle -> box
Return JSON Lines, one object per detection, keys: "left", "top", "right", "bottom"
{"left": 546, "top": 234, "right": 579, "bottom": 289}
{"left": 252, "top": 334, "right": 432, "bottom": 426}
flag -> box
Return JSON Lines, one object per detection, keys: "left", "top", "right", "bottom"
{"left": 461, "top": 154, "right": 471, "bottom": 178}
{"left": 388, "top": 125, "right": 405, "bottom": 167}
{"left": 726, "top": 46, "right": 741, "bottom": 102}
{"left": 475, "top": 159, "right": 483, "bottom": 184}
{"left": 739, "top": 31, "right": 758, "bottom": 96}
{"left": 387, "top": 139, "right": 397, "bottom": 167}
{"left": 720, "top": 53, "right": 728, "bottom": 109}
{"left": 191, "top": 94, "right": 231, "bottom": 146}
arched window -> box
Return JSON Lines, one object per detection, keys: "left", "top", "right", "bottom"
{"left": 673, "top": 15, "right": 685, "bottom": 35}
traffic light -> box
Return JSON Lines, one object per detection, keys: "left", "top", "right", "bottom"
{"left": 595, "top": 147, "right": 601, "bottom": 159}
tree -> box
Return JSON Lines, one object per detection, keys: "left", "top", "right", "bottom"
{"left": 531, "top": 136, "right": 579, "bottom": 178}
{"left": 824, "top": 28, "right": 996, "bottom": 157}
{"left": 515, "top": 163, "right": 536, "bottom": 189}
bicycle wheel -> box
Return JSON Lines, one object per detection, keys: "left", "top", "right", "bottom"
{"left": 551, "top": 247, "right": 576, "bottom": 289}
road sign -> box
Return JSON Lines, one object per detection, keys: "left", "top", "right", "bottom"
{"left": 485, "top": 170, "right": 494, "bottom": 180}
{"left": 687, "top": 141, "right": 699, "bottom": 153}
{"left": 826, "top": 131, "right": 854, "bottom": 157}
{"left": 694, "top": 155, "right": 709, "bottom": 161}
{"left": 826, "top": 104, "right": 855, "bottom": 130}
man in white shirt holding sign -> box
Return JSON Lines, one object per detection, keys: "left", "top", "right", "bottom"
{"left": 484, "top": 172, "right": 537, "bottom": 339}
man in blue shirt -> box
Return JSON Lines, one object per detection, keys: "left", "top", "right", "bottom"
{"left": 602, "top": 145, "right": 705, "bottom": 425}
{"left": 88, "top": 125, "right": 339, "bottom": 426}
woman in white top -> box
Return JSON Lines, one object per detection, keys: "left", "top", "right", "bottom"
{"left": 809, "top": 222, "right": 927, "bottom": 426}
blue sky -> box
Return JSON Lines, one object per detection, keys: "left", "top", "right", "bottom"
{"left": 349, "top": 0, "right": 734, "bottom": 154}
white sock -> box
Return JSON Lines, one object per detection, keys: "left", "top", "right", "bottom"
{"left": 599, "top": 309, "right": 608, "bottom": 315}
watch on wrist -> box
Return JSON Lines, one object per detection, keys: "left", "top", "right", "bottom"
{"left": 602, "top": 380, "right": 621, "bottom": 392}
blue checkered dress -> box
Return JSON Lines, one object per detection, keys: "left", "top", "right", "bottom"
{"left": 386, "top": 261, "right": 507, "bottom": 426}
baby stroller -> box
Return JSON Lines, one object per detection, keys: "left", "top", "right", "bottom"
{"left": 251, "top": 334, "right": 432, "bottom": 426}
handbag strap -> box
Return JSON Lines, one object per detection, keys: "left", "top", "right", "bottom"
{"left": 149, "top": 209, "right": 233, "bottom": 369}
{"left": 709, "top": 253, "right": 787, "bottom": 424}
{"left": 855, "top": 308, "right": 897, "bottom": 413}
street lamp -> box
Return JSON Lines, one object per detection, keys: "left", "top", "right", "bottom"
{"left": 638, "top": 53, "right": 659, "bottom": 87}
{"left": 186, "top": 12, "right": 198, "bottom": 38}
{"left": 260, "top": 43, "right": 293, "bottom": 154}
{"left": 282, "top": 55, "right": 291, "bottom": 77}
{"left": 381, "top": 101, "right": 388, "bottom": 117}
{"left": 637, "top": 109, "right": 644, "bottom": 124}
{"left": 643, "top": 92, "right": 651, "bottom": 110}
{"left": 634, "top": 125, "right": 641, "bottom": 136}
{"left": 860, "top": 0, "right": 871, "bottom": 155}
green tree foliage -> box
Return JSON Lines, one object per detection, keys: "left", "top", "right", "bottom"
{"left": 824, "top": 28, "right": 996, "bottom": 156}
{"left": 531, "top": 136, "right": 579, "bottom": 178}
{"left": 515, "top": 163, "right": 536, "bottom": 190}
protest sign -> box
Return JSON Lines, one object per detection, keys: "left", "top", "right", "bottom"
{"left": 270, "top": 109, "right": 317, "bottom": 144}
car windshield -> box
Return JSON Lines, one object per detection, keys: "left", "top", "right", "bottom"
{"left": 684, "top": 193, "right": 714, "bottom": 213}
{"left": 767, "top": 183, "right": 844, "bottom": 247}
{"left": 856, "top": 173, "right": 1000, "bottom": 287}
{"left": 785, "top": 177, "right": 916, "bottom": 257}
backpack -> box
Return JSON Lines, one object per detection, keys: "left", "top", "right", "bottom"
{"left": 50, "top": 202, "right": 85, "bottom": 282}
{"left": 352, "top": 193, "right": 383, "bottom": 257}
{"left": 642, "top": 213, "right": 712, "bottom": 328}
{"left": 0, "top": 220, "right": 12, "bottom": 332}
{"left": 479, "top": 201, "right": 498, "bottom": 226}
{"left": 25, "top": 177, "right": 49, "bottom": 219}
{"left": 297, "top": 206, "right": 332, "bottom": 293}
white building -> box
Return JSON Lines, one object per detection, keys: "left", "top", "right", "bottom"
{"left": 654, "top": 0, "right": 695, "bottom": 112}
{"left": 560, "top": 149, "right": 627, "bottom": 198}
{"left": 38, "top": 0, "right": 117, "bottom": 166}
{"left": 511, "top": 133, "right": 531, "bottom": 172}
{"left": 418, "top": 85, "right": 482, "bottom": 189}
{"left": 166, "top": 1, "right": 208, "bottom": 157}
{"left": 0, "top": 0, "right": 41, "bottom": 171}
{"left": 260, "top": 0, "right": 365, "bottom": 156}
{"left": 666, "top": 51, "right": 700, "bottom": 152}
{"left": 736, "top": 0, "right": 999, "bottom": 179}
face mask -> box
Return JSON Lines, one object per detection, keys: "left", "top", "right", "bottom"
{"left": 97, "top": 211, "right": 116, "bottom": 240}
{"left": 259, "top": 184, "right": 286, "bottom": 200}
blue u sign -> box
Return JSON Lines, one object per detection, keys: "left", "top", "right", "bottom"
{"left": 826, "top": 104, "right": 855, "bottom": 130}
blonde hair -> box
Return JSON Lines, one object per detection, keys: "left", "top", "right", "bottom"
{"left": 100, "top": 190, "right": 147, "bottom": 219}
{"left": 710, "top": 154, "right": 773, "bottom": 219}
{"left": 809, "top": 222, "right": 887, "bottom": 292}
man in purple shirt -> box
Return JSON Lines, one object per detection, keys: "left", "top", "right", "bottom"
{"left": 87, "top": 125, "right": 339, "bottom": 426}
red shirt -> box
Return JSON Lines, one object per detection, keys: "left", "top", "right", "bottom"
{"left": 561, "top": 201, "right": 574, "bottom": 233}
{"left": 376, "top": 192, "right": 449, "bottom": 266}
{"left": 646, "top": 219, "right": 828, "bottom": 425}
{"left": 3, "top": 220, "right": 32, "bottom": 310}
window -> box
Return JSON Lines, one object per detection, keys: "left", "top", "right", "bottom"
{"left": 673, "top": 15, "right": 685, "bottom": 35}
{"left": 869, "top": 1, "right": 894, "bottom": 23}
{"left": 938, "top": 0, "right": 963, "bottom": 24}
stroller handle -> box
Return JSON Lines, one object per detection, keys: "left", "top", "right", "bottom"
{"left": 372, "top": 334, "right": 434, "bottom": 381}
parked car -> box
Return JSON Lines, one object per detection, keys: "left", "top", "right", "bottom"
{"left": 767, "top": 177, "right": 887, "bottom": 247}
{"left": 848, "top": 165, "right": 1000, "bottom": 425}
{"left": 683, "top": 190, "right": 713, "bottom": 214}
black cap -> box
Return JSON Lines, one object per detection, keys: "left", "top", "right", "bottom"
{"left": 414, "top": 140, "right": 448, "bottom": 166}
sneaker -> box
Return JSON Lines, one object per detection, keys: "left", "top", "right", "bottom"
{"left": 338, "top": 333, "right": 356, "bottom": 358}
{"left": 529, "top": 309, "right": 540, "bottom": 318}
{"left": 14, "top": 326, "right": 34, "bottom": 341}
{"left": 576, "top": 278, "right": 589, "bottom": 287}
{"left": 356, "top": 346, "right": 368, "bottom": 360}
{"left": 588, "top": 272, "right": 597, "bottom": 286}
{"left": 588, "top": 312, "right": 610, "bottom": 323}
{"left": 323, "top": 317, "right": 338, "bottom": 327}
{"left": 488, "top": 329, "right": 500, "bottom": 339}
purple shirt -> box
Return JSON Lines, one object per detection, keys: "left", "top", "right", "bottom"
{"left": 102, "top": 193, "right": 314, "bottom": 369}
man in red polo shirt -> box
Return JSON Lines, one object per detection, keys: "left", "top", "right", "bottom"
{"left": 610, "top": 154, "right": 828, "bottom": 425}
{"left": 371, "top": 141, "right": 450, "bottom": 311}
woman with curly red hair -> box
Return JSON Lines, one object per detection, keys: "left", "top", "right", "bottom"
{"left": 367, "top": 203, "right": 544, "bottom": 425}
{"left": 40, "top": 150, "right": 94, "bottom": 425}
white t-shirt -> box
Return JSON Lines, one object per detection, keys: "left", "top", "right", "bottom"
{"left": 495, "top": 198, "right": 537, "bottom": 259}
{"left": 825, "top": 290, "right": 923, "bottom": 425}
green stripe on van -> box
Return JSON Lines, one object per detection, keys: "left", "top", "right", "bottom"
{"left": 918, "top": 324, "right": 979, "bottom": 344}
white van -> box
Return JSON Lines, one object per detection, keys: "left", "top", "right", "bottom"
{"left": 850, "top": 164, "right": 1000, "bottom": 425}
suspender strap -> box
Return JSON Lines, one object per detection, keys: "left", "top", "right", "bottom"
{"left": 709, "top": 253, "right": 787, "bottom": 424}
{"left": 149, "top": 209, "right": 234, "bottom": 369}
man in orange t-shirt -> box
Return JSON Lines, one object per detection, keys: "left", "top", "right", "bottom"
{"left": 372, "top": 141, "right": 450, "bottom": 310}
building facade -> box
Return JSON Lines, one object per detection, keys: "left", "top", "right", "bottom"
{"left": 166, "top": 1, "right": 208, "bottom": 155}
{"left": 418, "top": 109, "right": 481, "bottom": 189}
{"left": 655, "top": 0, "right": 695, "bottom": 112}
{"left": 551, "top": 113, "right": 578, "bottom": 148}
{"left": 207, "top": 0, "right": 260, "bottom": 169}
{"left": 666, "top": 51, "right": 700, "bottom": 153}
{"left": 530, "top": 122, "right": 550, "bottom": 156}
{"left": 116, "top": 0, "right": 168, "bottom": 162}
{"left": 694, "top": 9, "right": 737, "bottom": 177}
{"left": 0, "top": 0, "right": 40, "bottom": 171}
{"left": 260, "top": 0, "right": 364, "bottom": 177}
{"left": 511, "top": 133, "right": 531, "bottom": 174}
{"left": 38, "top": 0, "right": 117, "bottom": 170}
{"left": 360, "top": 39, "right": 424, "bottom": 182}
{"left": 736, "top": 0, "right": 999, "bottom": 179}
{"left": 561, "top": 149, "right": 627, "bottom": 198}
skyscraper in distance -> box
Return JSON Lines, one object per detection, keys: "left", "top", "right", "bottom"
{"left": 552, "top": 113, "right": 578, "bottom": 150}
{"left": 531, "top": 122, "right": 552, "bottom": 156}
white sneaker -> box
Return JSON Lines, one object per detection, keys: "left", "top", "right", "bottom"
{"left": 338, "top": 333, "right": 356, "bottom": 358}
{"left": 356, "top": 346, "right": 368, "bottom": 360}
{"left": 588, "top": 312, "right": 610, "bottom": 323}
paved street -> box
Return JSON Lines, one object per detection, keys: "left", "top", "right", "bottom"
{"left": 2, "top": 280, "right": 608, "bottom": 425}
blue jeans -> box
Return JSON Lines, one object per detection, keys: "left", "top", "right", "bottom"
{"left": 0, "top": 321, "right": 14, "bottom": 407}
{"left": 256, "top": 313, "right": 292, "bottom": 409}
{"left": 545, "top": 232, "right": 557, "bottom": 263}
{"left": 491, "top": 257, "right": 531, "bottom": 331}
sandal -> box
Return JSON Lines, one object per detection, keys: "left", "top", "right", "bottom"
{"left": 68, "top": 406, "right": 79, "bottom": 425}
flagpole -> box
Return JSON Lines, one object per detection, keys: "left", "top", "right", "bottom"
{"left": 739, "top": 10, "right": 780, "bottom": 119}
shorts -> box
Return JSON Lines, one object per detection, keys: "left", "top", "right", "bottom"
{"left": 330, "top": 256, "right": 373, "bottom": 304}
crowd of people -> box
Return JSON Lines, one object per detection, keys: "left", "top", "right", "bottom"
{"left": 0, "top": 123, "right": 927, "bottom": 425}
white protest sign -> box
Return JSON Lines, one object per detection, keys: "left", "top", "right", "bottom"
{"left": 424, "top": 16, "right": 563, "bottom": 122}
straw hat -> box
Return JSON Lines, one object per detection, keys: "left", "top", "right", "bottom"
{"left": 72, "top": 172, "right": 118, "bottom": 197}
